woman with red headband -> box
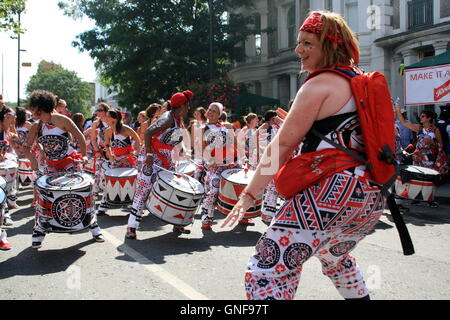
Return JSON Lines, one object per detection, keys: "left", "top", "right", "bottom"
{"left": 222, "top": 11, "right": 382, "bottom": 300}
{"left": 126, "top": 90, "right": 193, "bottom": 238}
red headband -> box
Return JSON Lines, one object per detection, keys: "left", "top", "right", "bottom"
{"left": 299, "top": 12, "right": 359, "bottom": 63}
{"left": 170, "top": 90, "right": 194, "bottom": 108}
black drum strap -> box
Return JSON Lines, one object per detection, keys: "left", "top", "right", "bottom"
{"left": 386, "top": 193, "right": 415, "bottom": 256}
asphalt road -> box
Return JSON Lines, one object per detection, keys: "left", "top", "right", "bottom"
{"left": 1, "top": 185, "right": 449, "bottom": 300}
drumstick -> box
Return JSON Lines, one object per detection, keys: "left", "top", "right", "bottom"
{"left": 186, "top": 158, "right": 205, "bottom": 170}
{"left": 153, "top": 164, "right": 184, "bottom": 179}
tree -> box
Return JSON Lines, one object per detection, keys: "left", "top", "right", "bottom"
{"left": 0, "top": 0, "right": 26, "bottom": 34}
{"left": 26, "top": 60, "right": 94, "bottom": 117}
{"left": 58, "top": 0, "right": 256, "bottom": 115}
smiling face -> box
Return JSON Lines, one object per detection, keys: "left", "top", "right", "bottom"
{"left": 295, "top": 31, "right": 323, "bottom": 72}
{"left": 206, "top": 105, "right": 221, "bottom": 123}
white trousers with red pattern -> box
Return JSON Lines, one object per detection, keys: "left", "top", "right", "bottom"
{"left": 245, "top": 171, "right": 385, "bottom": 300}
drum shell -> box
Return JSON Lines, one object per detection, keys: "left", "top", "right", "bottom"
{"left": 394, "top": 165, "right": 439, "bottom": 201}
{"left": 146, "top": 171, "right": 204, "bottom": 226}
{"left": 18, "top": 158, "right": 32, "bottom": 186}
{"left": 35, "top": 173, "right": 95, "bottom": 233}
{"left": 218, "top": 168, "right": 263, "bottom": 219}
{"left": 0, "top": 160, "right": 18, "bottom": 196}
{"left": 103, "top": 168, "right": 138, "bottom": 206}
{"left": 176, "top": 162, "right": 196, "bottom": 177}
{"left": 83, "top": 155, "right": 96, "bottom": 175}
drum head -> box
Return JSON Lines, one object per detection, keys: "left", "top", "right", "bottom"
{"left": 157, "top": 170, "right": 204, "bottom": 195}
{"left": 0, "top": 188, "right": 5, "bottom": 204}
{"left": 0, "top": 159, "right": 18, "bottom": 170}
{"left": 0, "top": 176, "right": 6, "bottom": 190}
{"left": 221, "top": 168, "right": 255, "bottom": 186}
{"left": 177, "top": 162, "right": 196, "bottom": 174}
{"left": 104, "top": 167, "right": 138, "bottom": 178}
{"left": 400, "top": 165, "right": 440, "bottom": 184}
{"left": 102, "top": 161, "right": 112, "bottom": 171}
{"left": 36, "top": 172, "right": 93, "bottom": 191}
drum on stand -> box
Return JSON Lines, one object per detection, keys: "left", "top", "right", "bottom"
{"left": 393, "top": 165, "right": 440, "bottom": 201}
{"left": 103, "top": 167, "right": 138, "bottom": 206}
{"left": 18, "top": 158, "right": 33, "bottom": 186}
{"left": 218, "top": 168, "right": 263, "bottom": 219}
{"left": 35, "top": 172, "right": 95, "bottom": 233}
{"left": 146, "top": 170, "right": 204, "bottom": 226}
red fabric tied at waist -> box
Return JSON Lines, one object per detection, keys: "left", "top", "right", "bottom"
{"left": 152, "top": 137, "right": 174, "bottom": 169}
{"left": 274, "top": 148, "right": 366, "bottom": 199}
{"left": 113, "top": 146, "right": 136, "bottom": 166}
{"left": 46, "top": 151, "right": 83, "bottom": 170}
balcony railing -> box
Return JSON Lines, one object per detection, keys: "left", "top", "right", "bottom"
{"left": 408, "top": 0, "right": 434, "bottom": 30}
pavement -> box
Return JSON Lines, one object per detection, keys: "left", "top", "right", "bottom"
{"left": 435, "top": 179, "right": 450, "bottom": 204}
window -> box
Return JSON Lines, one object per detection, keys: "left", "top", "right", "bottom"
{"left": 325, "top": 0, "right": 333, "bottom": 11}
{"left": 345, "top": 0, "right": 359, "bottom": 32}
{"left": 442, "top": 0, "right": 450, "bottom": 18}
{"left": 253, "top": 13, "right": 262, "bottom": 56}
{"left": 287, "top": 5, "right": 296, "bottom": 48}
{"left": 392, "top": 0, "right": 400, "bottom": 29}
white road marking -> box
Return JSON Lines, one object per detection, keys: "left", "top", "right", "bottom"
{"left": 101, "top": 229, "right": 209, "bottom": 300}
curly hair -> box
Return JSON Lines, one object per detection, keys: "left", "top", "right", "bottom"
{"left": 29, "top": 90, "right": 57, "bottom": 113}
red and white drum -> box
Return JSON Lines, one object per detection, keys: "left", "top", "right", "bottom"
{"left": 218, "top": 168, "right": 263, "bottom": 219}
{"left": 103, "top": 167, "right": 138, "bottom": 206}
{"left": 0, "top": 159, "right": 18, "bottom": 199}
{"left": 176, "top": 161, "right": 196, "bottom": 177}
{"left": 146, "top": 170, "right": 204, "bottom": 226}
{"left": 35, "top": 172, "right": 95, "bottom": 233}
{"left": 18, "top": 158, "right": 32, "bottom": 186}
{"left": 394, "top": 165, "right": 440, "bottom": 201}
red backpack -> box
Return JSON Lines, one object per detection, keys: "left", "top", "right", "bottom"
{"left": 305, "top": 65, "right": 398, "bottom": 194}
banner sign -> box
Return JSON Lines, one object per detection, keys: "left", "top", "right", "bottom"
{"left": 404, "top": 63, "right": 450, "bottom": 105}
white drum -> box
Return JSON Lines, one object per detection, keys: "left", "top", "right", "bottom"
{"left": 84, "top": 154, "right": 97, "bottom": 175}
{"left": 146, "top": 170, "right": 204, "bottom": 226}
{"left": 35, "top": 172, "right": 95, "bottom": 233}
{"left": 18, "top": 158, "right": 32, "bottom": 186}
{"left": 103, "top": 167, "right": 138, "bottom": 206}
{"left": 0, "top": 176, "right": 7, "bottom": 205}
{"left": 0, "top": 159, "right": 18, "bottom": 203}
{"left": 394, "top": 165, "right": 440, "bottom": 201}
{"left": 176, "top": 161, "right": 197, "bottom": 177}
{"left": 218, "top": 168, "right": 263, "bottom": 219}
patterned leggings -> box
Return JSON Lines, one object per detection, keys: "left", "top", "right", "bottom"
{"left": 127, "top": 156, "right": 168, "bottom": 228}
{"left": 200, "top": 165, "right": 231, "bottom": 221}
{"left": 245, "top": 171, "right": 384, "bottom": 300}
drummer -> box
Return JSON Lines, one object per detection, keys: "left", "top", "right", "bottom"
{"left": 90, "top": 102, "right": 110, "bottom": 194}
{"left": 0, "top": 106, "right": 20, "bottom": 218}
{"left": 97, "top": 109, "right": 141, "bottom": 216}
{"left": 257, "top": 110, "right": 283, "bottom": 224}
{"left": 197, "top": 102, "right": 254, "bottom": 230}
{"left": 136, "top": 103, "right": 161, "bottom": 170}
{"left": 24, "top": 90, "right": 105, "bottom": 249}
{"left": 126, "top": 90, "right": 194, "bottom": 239}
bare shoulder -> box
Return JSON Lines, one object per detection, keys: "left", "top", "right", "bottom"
{"left": 303, "top": 72, "right": 349, "bottom": 93}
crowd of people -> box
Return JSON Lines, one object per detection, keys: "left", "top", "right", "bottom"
{"left": 0, "top": 9, "right": 449, "bottom": 301}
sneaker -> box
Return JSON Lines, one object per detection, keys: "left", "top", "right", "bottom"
{"left": 31, "top": 241, "right": 42, "bottom": 249}
{"left": 0, "top": 240, "right": 11, "bottom": 250}
{"left": 3, "top": 217, "right": 13, "bottom": 226}
{"left": 93, "top": 234, "right": 105, "bottom": 242}
{"left": 238, "top": 218, "right": 255, "bottom": 226}
{"left": 126, "top": 227, "right": 137, "bottom": 239}
{"left": 173, "top": 226, "right": 191, "bottom": 234}
{"left": 429, "top": 201, "right": 439, "bottom": 208}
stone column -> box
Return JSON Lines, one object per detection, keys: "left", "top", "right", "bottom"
{"left": 433, "top": 41, "right": 448, "bottom": 56}
{"left": 272, "top": 78, "right": 279, "bottom": 99}
{"left": 402, "top": 49, "right": 419, "bottom": 67}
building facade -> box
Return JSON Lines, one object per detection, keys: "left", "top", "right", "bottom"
{"left": 230, "top": 0, "right": 450, "bottom": 119}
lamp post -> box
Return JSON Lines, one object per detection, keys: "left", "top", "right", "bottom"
{"left": 17, "top": 11, "right": 21, "bottom": 107}
{"left": 208, "top": 0, "right": 213, "bottom": 81}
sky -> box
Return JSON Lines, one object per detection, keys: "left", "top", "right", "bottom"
{"left": 0, "top": 0, "right": 97, "bottom": 103}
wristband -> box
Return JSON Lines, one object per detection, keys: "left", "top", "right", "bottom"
{"left": 240, "top": 190, "right": 257, "bottom": 202}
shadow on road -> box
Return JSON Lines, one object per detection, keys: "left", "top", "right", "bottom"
{"left": 0, "top": 239, "right": 94, "bottom": 280}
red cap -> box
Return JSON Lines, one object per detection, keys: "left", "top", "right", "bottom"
{"left": 170, "top": 90, "right": 194, "bottom": 108}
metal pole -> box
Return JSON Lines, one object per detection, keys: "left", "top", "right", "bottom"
{"left": 208, "top": 0, "right": 213, "bottom": 81}
{"left": 17, "top": 12, "right": 21, "bottom": 107}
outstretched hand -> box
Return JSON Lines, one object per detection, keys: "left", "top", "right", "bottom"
{"left": 220, "top": 196, "right": 254, "bottom": 228}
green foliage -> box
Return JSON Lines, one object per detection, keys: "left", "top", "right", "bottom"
{"left": 59, "top": 0, "right": 255, "bottom": 115}
{"left": 0, "top": 0, "right": 26, "bottom": 34}
{"left": 25, "top": 60, "right": 94, "bottom": 117}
